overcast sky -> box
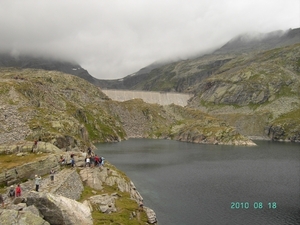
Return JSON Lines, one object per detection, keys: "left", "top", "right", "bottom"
{"left": 0, "top": 0, "right": 299, "bottom": 79}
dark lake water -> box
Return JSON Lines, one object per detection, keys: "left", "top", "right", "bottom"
{"left": 95, "top": 139, "right": 300, "bottom": 225}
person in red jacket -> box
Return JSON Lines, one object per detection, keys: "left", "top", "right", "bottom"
{"left": 15, "top": 184, "right": 21, "bottom": 197}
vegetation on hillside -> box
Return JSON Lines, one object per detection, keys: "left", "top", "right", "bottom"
{"left": 0, "top": 67, "right": 254, "bottom": 146}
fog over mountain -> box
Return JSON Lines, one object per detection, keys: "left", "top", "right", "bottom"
{"left": 0, "top": 0, "right": 299, "bottom": 79}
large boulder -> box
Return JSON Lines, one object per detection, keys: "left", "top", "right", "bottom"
{"left": 26, "top": 191, "right": 93, "bottom": 225}
{"left": 79, "top": 167, "right": 105, "bottom": 190}
{"left": 0, "top": 209, "right": 50, "bottom": 225}
{"left": 23, "top": 205, "right": 45, "bottom": 218}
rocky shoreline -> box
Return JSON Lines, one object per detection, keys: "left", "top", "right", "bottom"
{"left": 0, "top": 141, "right": 158, "bottom": 225}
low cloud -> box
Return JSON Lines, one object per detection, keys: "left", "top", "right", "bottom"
{"left": 0, "top": 0, "right": 299, "bottom": 79}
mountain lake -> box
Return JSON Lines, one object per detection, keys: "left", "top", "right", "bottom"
{"left": 95, "top": 139, "right": 300, "bottom": 225}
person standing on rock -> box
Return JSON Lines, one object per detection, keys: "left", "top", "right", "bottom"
{"left": 70, "top": 153, "right": 75, "bottom": 168}
{"left": 101, "top": 156, "right": 105, "bottom": 167}
{"left": 50, "top": 169, "right": 55, "bottom": 182}
{"left": 71, "top": 157, "right": 75, "bottom": 168}
{"left": 94, "top": 154, "right": 100, "bottom": 167}
{"left": 86, "top": 157, "right": 90, "bottom": 167}
{"left": 35, "top": 175, "right": 42, "bottom": 192}
{"left": 15, "top": 184, "right": 21, "bottom": 197}
{"left": 8, "top": 185, "right": 15, "bottom": 198}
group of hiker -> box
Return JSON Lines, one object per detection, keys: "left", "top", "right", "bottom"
{"left": 85, "top": 154, "right": 105, "bottom": 168}
{"left": 0, "top": 183, "right": 22, "bottom": 207}
{"left": 0, "top": 173, "right": 44, "bottom": 208}
{"left": 85, "top": 154, "right": 105, "bottom": 167}
{"left": 0, "top": 146, "right": 105, "bottom": 208}
{"left": 8, "top": 184, "right": 22, "bottom": 197}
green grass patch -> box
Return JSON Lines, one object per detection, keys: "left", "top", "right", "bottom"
{"left": 79, "top": 185, "right": 102, "bottom": 202}
{"left": 276, "top": 85, "right": 295, "bottom": 98}
{"left": 0, "top": 153, "right": 48, "bottom": 173}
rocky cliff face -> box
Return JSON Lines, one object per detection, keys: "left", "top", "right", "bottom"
{"left": 0, "top": 67, "right": 254, "bottom": 146}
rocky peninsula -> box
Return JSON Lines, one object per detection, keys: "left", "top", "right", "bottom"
{"left": 0, "top": 141, "right": 157, "bottom": 224}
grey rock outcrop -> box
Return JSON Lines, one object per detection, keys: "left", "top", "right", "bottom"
{"left": 0, "top": 141, "right": 61, "bottom": 155}
{"left": 144, "top": 207, "right": 158, "bottom": 224}
{"left": 265, "top": 124, "right": 300, "bottom": 142}
{"left": 89, "top": 194, "right": 117, "bottom": 213}
{"left": 0, "top": 154, "right": 60, "bottom": 186}
{"left": 26, "top": 191, "right": 93, "bottom": 225}
{"left": 48, "top": 169, "right": 84, "bottom": 200}
{"left": 0, "top": 209, "right": 50, "bottom": 225}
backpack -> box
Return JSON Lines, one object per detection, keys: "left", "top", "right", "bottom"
{"left": 9, "top": 189, "right": 15, "bottom": 197}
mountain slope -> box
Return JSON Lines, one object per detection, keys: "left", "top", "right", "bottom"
{"left": 0, "top": 67, "right": 254, "bottom": 146}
